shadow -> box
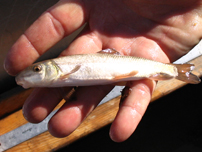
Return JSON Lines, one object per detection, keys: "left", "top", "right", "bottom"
{"left": 0, "top": 0, "right": 82, "bottom": 94}
{"left": 59, "top": 82, "right": 202, "bottom": 152}
{"left": 0, "top": 0, "right": 59, "bottom": 94}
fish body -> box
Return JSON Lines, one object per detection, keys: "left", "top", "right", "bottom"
{"left": 16, "top": 49, "right": 201, "bottom": 89}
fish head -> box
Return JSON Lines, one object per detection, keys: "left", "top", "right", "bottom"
{"left": 15, "top": 61, "right": 60, "bottom": 88}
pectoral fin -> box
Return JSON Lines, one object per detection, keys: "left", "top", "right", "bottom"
{"left": 113, "top": 71, "right": 138, "bottom": 80}
{"left": 60, "top": 65, "right": 81, "bottom": 80}
{"left": 98, "top": 48, "right": 121, "bottom": 55}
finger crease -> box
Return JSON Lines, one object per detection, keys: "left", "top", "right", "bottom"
{"left": 23, "top": 33, "right": 41, "bottom": 56}
{"left": 46, "top": 11, "right": 66, "bottom": 37}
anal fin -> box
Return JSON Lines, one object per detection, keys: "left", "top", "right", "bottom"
{"left": 149, "top": 73, "right": 173, "bottom": 80}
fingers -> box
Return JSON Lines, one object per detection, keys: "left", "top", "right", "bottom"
{"left": 110, "top": 79, "right": 156, "bottom": 142}
{"left": 22, "top": 30, "right": 109, "bottom": 137}
{"left": 59, "top": 26, "right": 102, "bottom": 56}
{"left": 22, "top": 87, "right": 72, "bottom": 123}
{"left": 48, "top": 85, "right": 114, "bottom": 137}
{"left": 45, "top": 32, "right": 111, "bottom": 137}
{"left": 4, "top": 0, "right": 86, "bottom": 76}
{"left": 23, "top": 85, "right": 113, "bottom": 138}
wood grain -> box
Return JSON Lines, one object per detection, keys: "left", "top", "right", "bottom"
{"left": 0, "top": 89, "right": 32, "bottom": 118}
{"left": 1, "top": 55, "right": 202, "bottom": 151}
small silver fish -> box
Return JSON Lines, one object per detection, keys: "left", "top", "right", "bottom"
{"left": 16, "top": 49, "right": 201, "bottom": 89}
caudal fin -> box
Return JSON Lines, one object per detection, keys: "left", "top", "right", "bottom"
{"left": 174, "top": 64, "right": 201, "bottom": 84}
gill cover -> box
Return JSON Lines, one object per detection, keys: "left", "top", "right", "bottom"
{"left": 15, "top": 60, "right": 60, "bottom": 88}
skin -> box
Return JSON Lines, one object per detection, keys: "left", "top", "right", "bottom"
{"left": 4, "top": 0, "right": 202, "bottom": 142}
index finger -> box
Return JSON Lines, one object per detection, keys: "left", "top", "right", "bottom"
{"left": 4, "top": 0, "right": 86, "bottom": 76}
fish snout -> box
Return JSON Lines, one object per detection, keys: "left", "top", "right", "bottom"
{"left": 15, "top": 75, "right": 29, "bottom": 89}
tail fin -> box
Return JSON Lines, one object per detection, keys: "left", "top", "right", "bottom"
{"left": 174, "top": 64, "right": 201, "bottom": 84}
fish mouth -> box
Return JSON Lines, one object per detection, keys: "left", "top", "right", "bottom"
{"left": 15, "top": 76, "right": 29, "bottom": 89}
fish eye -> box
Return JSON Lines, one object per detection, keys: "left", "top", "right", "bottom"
{"left": 33, "top": 65, "right": 42, "bottom": 72}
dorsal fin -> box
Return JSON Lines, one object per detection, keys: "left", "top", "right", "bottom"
{"left": 97, "top": 48, "right": 121, "bottom": 55}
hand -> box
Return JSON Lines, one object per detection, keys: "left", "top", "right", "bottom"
{"left": 4, "top": 0, "right": 202, "bottom": 142}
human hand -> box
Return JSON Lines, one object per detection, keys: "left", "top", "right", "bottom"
{"left": 4, "top": 0, "right": 202, "bottom": 142}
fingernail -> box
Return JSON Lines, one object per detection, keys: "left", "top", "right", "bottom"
{"left": 109, "top": 129, "right": 117, "bottom": 142}
{"left": 3, "top": 57, "right": 16, "bottom": 76}
{"left": 22, "top": 103, "right": 29, "bottom": 121}
{"left": 3, "top": 58, "right": 10, "bottom": 74}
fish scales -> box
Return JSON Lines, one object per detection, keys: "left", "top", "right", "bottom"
{"left": 53, "top": 53, "right": 177, "bottom": 80}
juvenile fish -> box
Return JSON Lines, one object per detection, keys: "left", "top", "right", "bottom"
{"left": 16, "top": 49, "right": 201, "bottom": 89}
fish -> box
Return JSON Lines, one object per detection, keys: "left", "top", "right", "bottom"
{"left": 15, "top": 48, "right": 201, "bottom": 89}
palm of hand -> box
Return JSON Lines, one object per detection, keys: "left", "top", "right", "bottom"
{"left": 4, "top": 0, "right": 202, "bottom": 142}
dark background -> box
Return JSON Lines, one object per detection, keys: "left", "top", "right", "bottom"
{"left": 58, "top": 82, "right": 202, "bottom": 152}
